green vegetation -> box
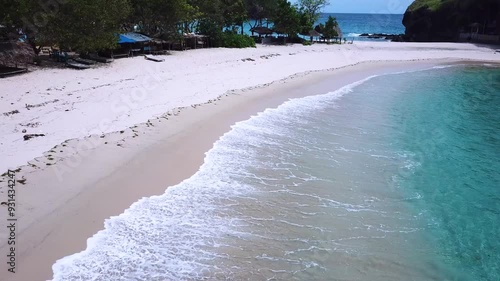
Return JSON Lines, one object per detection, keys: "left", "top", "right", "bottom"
{"left": 246, "top": 0, "right": 278, "bottom": 33}
{"left": 408, "top": 0, "right": 446, "bottom": 12}
{"left": 403, "top": 0, "right": 499, "bottom": 42}
{"left": 298, "top": 0, "right": 330, "bottom": 26}
{"left": 129, "top": 0, "right": 195, "bottom": 38}
{"left": 407, "top": 0, "right": 497, "bottom": 13}
{"left": 222, "top": 32, "right": 256, "bottom": 48}
{"left": 44, "top": 0, "right": 131, "bottom": 52}
{"left": 0, "top": 0, "right": 332, "bottom": 53}
{"left": 315, "top": 16, "right": 339, "bottom": 40}
{"left": 0, "top": 0, "right": 130, "bottom": 53}
{"left": 272, "top": 0, "right": 301, "bottom": 38}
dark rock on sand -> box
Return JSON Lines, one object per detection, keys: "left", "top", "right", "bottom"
{"left": 23, "top": 134, "right": 45, "bottom": 141}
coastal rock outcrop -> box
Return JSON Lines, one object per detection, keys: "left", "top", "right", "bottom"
{"left": 359, "top": 33, "right": 405, "bottom": 41}
{"left": 403, "top": 0, "right": 500, "bottom": 42}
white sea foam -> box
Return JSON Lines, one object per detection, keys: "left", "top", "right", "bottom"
{"left": 51, "top": 72, "right": 425, "bottom": 280}
{"left": 432, "top": 65, "right": 459, "bottom": 69}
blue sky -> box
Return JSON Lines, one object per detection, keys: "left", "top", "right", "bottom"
{"left": 291, "top": 0, "right": 414, "bottom": 14}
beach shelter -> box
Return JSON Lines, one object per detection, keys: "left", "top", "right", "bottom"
{"left": 308, "top": 30, "right": 322, "bottom": 42}
{"left": 183, "top": 33, "right": 208, "bottom": 49}
{"left": 150, "top": 38, "right": 170, "bottom": 54}
{"left": 117, "top": 32, "right": 152, "bottom": 56}
{"left": 333, "top": 26, "right": 344, "bottom": 43}
{"left": 334, "top": 26, "right": 343, "bottom": 38}
{"left": 250, "top": 27, "right": 274, "bottom": 37}
{"left": 118, "top": 32, "right": 152, "bottom": 44}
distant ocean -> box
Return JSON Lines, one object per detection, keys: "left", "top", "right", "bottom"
{"left": 319, "top": 13, "right": 405, "bottom": 38}
{"left": 243, "top": 13, "right": 405, "bottom": 40}
{"left": 52, "top": 65, "right": 500, "bottom": 280}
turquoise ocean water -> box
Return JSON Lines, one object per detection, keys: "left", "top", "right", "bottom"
{"left": 52, "top": 65, "right": 499, "bottom": 280}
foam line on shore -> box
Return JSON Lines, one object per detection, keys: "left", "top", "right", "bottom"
{"left": 50, "top": 69, "right": 381, "bottom": 280}
{"left": 49, "top": 63, "right": 476, "bottom": 279}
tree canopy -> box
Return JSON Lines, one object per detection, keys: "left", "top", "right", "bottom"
{"left": 272, "top": 0, "right": 301, "bottom": 37}
{"left": 245, "top": 0, "right": 278, "bottom": 31}
{"left": 298, "top": 0, "right": 330, "bottom": 28}
{"left": 315, "top": 15, "right": 339, "bottom": 39}
{"left": 0, "top": 0, "right": 338, "bottom": 52}
{"left": 0, "top": 0, "right": 130, "bottom": 53}
{"left": 129, "top": 0, "right": 194, "bottom": 38}
{"left": 45, "top": 0, "right": 131, "bottom": 52}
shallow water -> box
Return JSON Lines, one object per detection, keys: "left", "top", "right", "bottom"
{"left": 389, "top": 65, "right": 500, "bottom": 280}
{"left": 52, "top": 65, "right": 500, "bottom": 281}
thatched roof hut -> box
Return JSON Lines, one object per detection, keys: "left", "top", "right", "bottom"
{"left": 250, "top": 27, "right": 274, "bottom": 36}
{"left": 0, "top": 42, "right": 35, "bottom": 67}
{"left": 309, "top": 30, "right": 322, "bottom": 38}
{"left": 334, "top": 26, "right": 343, "bottom": 38}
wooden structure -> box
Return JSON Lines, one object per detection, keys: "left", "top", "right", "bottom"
{"left": 146, "top": 39, "right": 170, "bottom": 55}
{"left": 183, "top": 34, "right": 208, "bottom": 50}
{"left": 115, "top": 32, "right": 152, "bottom": 58}
{"left": 250, "top": 27, "right": 274, "bottom": 37}
{"left": 0, "top": 41, "right": 34, "bottom": 77}
{"left": 308, "top": 30, "right": 322, "bottom": 43}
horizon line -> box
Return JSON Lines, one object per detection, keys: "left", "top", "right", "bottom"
{"left": 322, "top": 12, "right": 404, "bottom": 15}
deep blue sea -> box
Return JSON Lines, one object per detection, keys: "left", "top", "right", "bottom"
{"left": 51, "top": 65, "right": 500, "bottom": 280}
{"left": 243, "top": 13, "right": 405, "bottom": 40}
{"left": 319, "top": 13, "right": 405, "bottom": 38}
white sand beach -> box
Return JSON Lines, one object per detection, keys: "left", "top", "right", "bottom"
{"left": 1, "top": 42, "right": 499, "bottom": 173}
{"left": 0, "top": 41, "right": 499, "bottom": 281}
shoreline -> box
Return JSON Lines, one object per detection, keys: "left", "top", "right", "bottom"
{"left": 2, "top": 42, "right": 500, "bottom": 174}
{"left": 1, "top": 56, "right": 499, "bottom": 280}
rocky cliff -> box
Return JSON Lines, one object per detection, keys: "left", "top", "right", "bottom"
{"left": 403, "top": 0, "right": 500, "bottom": 42}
